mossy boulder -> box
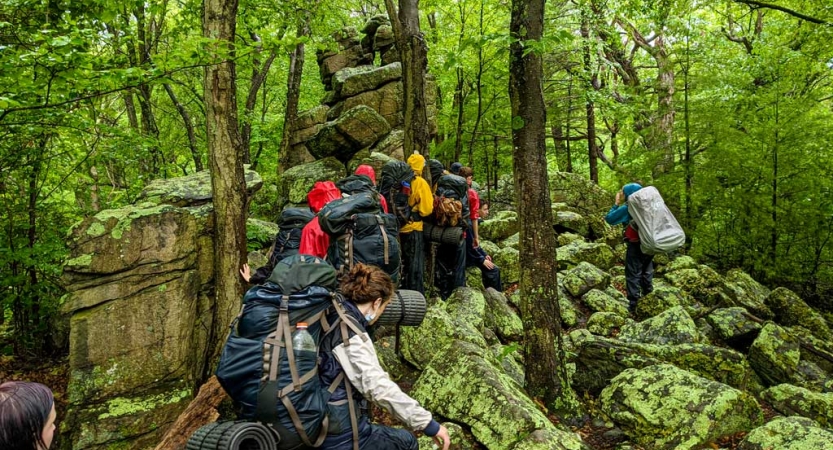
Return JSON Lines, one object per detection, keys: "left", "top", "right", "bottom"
{"left": 375, "top": 336, "right": 419, "bottom": 384}
{"left": 500, "top": 232, "right": 520, "bottom": 250}
{"left": 399, "top": 303, "right": 487, "bottom": 370}
{"left": 557, "top": 232, "right": 584, "bottom": 247}
{"left": 561, "top": 262, "right": 610, "bottom": 298}
{"left": 372, "top": 128, "right": 404, "bottom": 159}
{"left": 493, "top": 247, "right": 519, "bottom": 284}
{"left": 705, "top": 307, "right": 762, "bottom": 351}
{"left": 509, "top": 428, "right": 590, "bottom": 450}
{"left": 571, "top": 331, "right": 761, "bottom": 396}
{"left": 479, "top": 239, "right": 501, "bottom": 257}
{"left": 549, "top": 172, "right": 611, "bottom": 219}
{"left": 276, "top": 157, "right": 346, "bottom": 208}
{"left": 137, "top": 167, "right": 263, "bottom": 207}
{"left": 619, "top": 306, "right": 702, "bottom": 345}
{"left": 659, "top": 255, "right": 698, "bottom": 273}
{"left": 417, "top": 422, "right": 479, "bottom": 450}
{"left": 246, "top": 218, "right": 279, "bottom": 251}
{"left": 484, "top": 288, "right": 523, "bottom": 342}
{"left": 445, "top": 287, "right": 486, "bottom": 331}
{"left": 761, "top": 384, "right": 833, "bottom": 427}
{"left": 410, "top": 341, "right": 586, "bottom": 450}
{"left": 347, "top": 151, "right": 396, "bottom": 176}
{"left": 600, "top": 364, "right": 763, "bottom": 449}
{"left": 586, "top": 312, "right": 629, "bottom": 337}
{"left": 725, "top": 269, "right": 772, "bottom": 318}
{"left": 306, "top": 105, "right": 391, "bottom": 162}
{"left": 748, "top": 323, "right": 801, "bottom": 387}
{"left": 765, "top": 287, "right": 832, "bottom": 341}
{"left": 582, "top": 289, "right": 629, "bottom": 317}
{"left": 663, "top": 264, "right": 729, "bottom": 306}
{"left": 490, "top": 343, "right": 525, "bottom": 388}
{"left": 331, "top": 62, "right": 402, "bottom": 99}
{"left": 479, "top": 210, "right": 519, "bottom": 242}
{"left": 559, "top": 293, "right": 582, "bottom": 328}
{"left": 341, "top": 81, "right": 404, "bottom": 128}
{"left": 737, "top": 416, "right": 833, "bottom": 450}
{"left": 556, "top": 241, "right": 616, "bottom": 271}
{"left": 552, "top": 210, "right": 589, "bottom": 237}
{"left": 634, "top": 286, "right": 688, "bottom": 320}
{"left": 466, "top": 267, "right": 484, "bottom": 290}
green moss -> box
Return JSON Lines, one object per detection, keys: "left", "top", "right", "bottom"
{"left": 86, "top": 221, "right": 106, "bottom": 237}
{"left": 65, "top": 253, "right": 93, "bottom": 267}
{"left": 94, "top": 203, "right": 177, "bottom": 240}
{"left": 98, "top": 389, "right": 190, "bottom": 420}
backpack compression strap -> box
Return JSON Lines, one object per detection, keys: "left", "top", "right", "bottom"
{"left": 376, "top": 215, "right": 390, "bottom": 265}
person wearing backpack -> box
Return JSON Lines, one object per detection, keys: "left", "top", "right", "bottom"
{"left": 241, "top": 207, "right": 315, "bottom": 285}
{"left": 350, "top": 165, "right": 389, "bottom": 213}
{"left": 300, "top": 181, "right": 342, "bottom": 258}
{"left": 430, "top": 167, "right": 470, "bottom": 300}
{"left": 605, "top": 182, "right": 653, "bottom": 314}
{"left": 319, "top": 263, "right": 451, "bottom": 450}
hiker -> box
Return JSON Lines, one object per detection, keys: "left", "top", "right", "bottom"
{"left": 319, "top": 263, "right": 451, "bottom": 450}
{"left": 458, "top": 167, "right": 480, "bottom": 248}
{"left": 605, "top": 183, "right": 653, "bottom": 313}
{"left": 478, "top": 200, "right": 490, "bottom": 222}
{"left": 299, "top": 181, "right": 342, "bottom": 259}
{"left": 0, "top": 381, "right": 57, "bottom": 450}
{"left": 449, "top": 161, "right": 462, "bottom": 175}
{"left": 458, "top": 172, "right": 502, "bottom": 292}
{"left": 395, "top": 154, "right": 433, "bottom": 293}
{"left": 430, "top": 167, "right": 469, "bottom": 299}
{"left": 240, "top": 207, "right": 314, "bottom": 284}
{"left": 352, "top": 165, "right": 389, "bottom": 213}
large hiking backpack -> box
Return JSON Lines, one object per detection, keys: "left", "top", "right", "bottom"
{"left": 215, "top": 255, "right": 366, "bottom": 450}
{"left": 250, "top": 208, "right": 315, "bottom": 285}
{"left": 626, "top": 186, "right": 686, "bottom": 255}
{"left": 380, "top": 161, "right": 415, "bottom": 228}
{"left": 433, "top": 174, "right": 469, "bottom": 228}
{"left": 318, "top": 191, "right": 401, "bottom": 284}
{"left": 335, "top": 174, "right": 376, "bottom": 196}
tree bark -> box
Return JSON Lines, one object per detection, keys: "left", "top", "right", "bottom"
{"left": 241, "top": 31, "right": 278, "bottom": 165}
{"left": 278, "top": 21, "right": 312, "bottom": 173}
{"left": 203, "top": 0, "right": 247, "bottom": 375}
{"left": 154, "top": 376, "right": 228, "bottom": 450}
{"left": 386, "top": 0, "right": 430, "bottom": 157}
{"left": 509, "top": 0, "right": 580, "bottom": 416}
{"left": 581, "top": 8, "right": 598, "bottom": 183}
{"left": 453, "top": 67, "right": 465, "bottom": 163}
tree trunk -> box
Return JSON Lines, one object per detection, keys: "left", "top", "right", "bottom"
{"left": 278, "top": 23, "right": 311, "bottom": 173}
{"left": 652, "top": 36, "right": 675, "bottom": 177}
{"left": 164, "top": 83, "right": 203, "bottom": 172}
{"left": 154, "top": 377, "right": 227, "bottom": 450}
{"left": 467, "top": 0, "right": 486, "bottom": 166}
{"left": 581, "top": 10, "right": 598, "bottom": 183}
{"left": 242, "top": 31, "right": 278, "bottom": 165}
{"left": 509, "top": 0, "right": 580, "bottom": 416}
{"left": 453, "top": 67, "right": 465, "bottom": 162}
{"left": 386, "top": 0, "right": 430, "bottom": 158}
{"left": 203, "top": 0, "right": 247, "bottom": 375}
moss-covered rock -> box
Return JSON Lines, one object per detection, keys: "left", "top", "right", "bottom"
{"left": 490, "top": 343, "right": 525, "bottom": 388}
{"left": 725, "top": 269, "right": 772, "bottom": 317}
{"left": 556, "top": 241, "right": 617, "bottom": 271}
{"left": 410, "top": 341, "right": 586, "bottom": 450}
{"left": 479, "top": 210, "right": 519, "bottom": 242}
{"left": 663, "top": 264, "right": 729, "bottom": 307}
{"left": 582, "top": 289, "right": 628, "bottom": 317}
{"left": 552, "top": 210, "right": 589, "bottom": 237}
{"left": 484, "top": 288, "right": 523, "bottom": 342}
{"left": 479, "top": 239, "right": 501, "bottom": 257}
{"left": 510, "top": 428, "right": 590, "bottom": 450}
{"left": 659, "top": 255, "right": 698, "bottom": 273}
{"left": 347, "top": 151, "right": 395, "bottom": 176}
{"left": 562, "top": 262, "right": 610, "bottom": 297}
{"left": 619, "top": 306, "right": 702, "bottom": 345}
{"left": 307, "top": 105, "right": 391, "bottom": 162}
{"left": 399, "top": 303, "right": 487, "bottom": 370}
{"left": 276, "top": 157, "right": 346, "bottom": 208}
{"left": 245, "top": 218, "right": 279, "bottom": 251}
{"left": 586, "top": 312, "right": 629, "bottom": 337}
{"left": 761, "top": 384, "right": 833, "bottom": 427}
{"left": 549, "top": 172, "right": 612, "bottom": 220}
{"left": 600, "top": 364, "right": 763, "bottom": 449}
{"left": 634, "top": 286, "right": 688, "bottom": 320}
{"left": 748, "top": 323, "right": 801, "bottom": 387}
{"left": 493, "top": 247, "right": 519, "bottom": 284}
{"left": 465, "top": 267, "right": 484, "bottom": 290}
{"left": 417, "top": 422, "right": 479, "bottom": 450}
{"left": 500, "top": 232, "right": 520, "bottom": 251}
{"left": 571, "top": 332, "right": 762, "bottom": 396}
{"left": 559, "top": 294, "right": 582, "bottom": 328}
{"left": 137, "top": 168, "right": 263, "bottom": 207}
{"left": 331, "top": 62, "right": 402, "bottom": 99}
{"left": 446, "top": 287, "right": 486, "bottom": 331}
{"left": 765, "top": 287, "right": 832, "bottom": 341}
{"left": 737, "top": 416, "right": 833, "bottom": 450}
{"left": 375, "top": 336, "right": 419, "bottom": 384}
{"left": 705, "top": 307, "right": 762, "bottom": 351}
{"left": 557, "top": 232, "right": 584, "bottom": 247}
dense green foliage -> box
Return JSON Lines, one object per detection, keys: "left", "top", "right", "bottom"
{"left": 1, "top": 0, "right": 831, "bottom": 356}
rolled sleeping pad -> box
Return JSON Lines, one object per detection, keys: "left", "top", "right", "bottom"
{"left": 186, "top": 421, "right": 278, "bottom": 450}
{"left": 423, "top": 222, "right": 464, "bottom": 245}
{"left": 375, "top": 289, "right": 427, "bottom": 327}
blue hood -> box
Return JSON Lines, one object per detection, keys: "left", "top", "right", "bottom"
{"left": 623, "top": 183, "right": 642, "bottom": 200}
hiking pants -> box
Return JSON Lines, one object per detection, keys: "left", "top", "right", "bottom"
{"left": 435, "top": 239, "right": 466, "bottom": 299}
{"left": 363, "top": 424, "right": 418, "bottom": 450}
{"left": 399, "top": 230, "right": 425, "bottom": 293}
{"left": 465, "top": 230, "right": 503, "bottom": 292}
{"left": 625, "top": 240, "right": 654, "bottom": 308}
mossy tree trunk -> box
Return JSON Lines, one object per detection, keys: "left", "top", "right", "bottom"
{"left": 385, "top": 0, "right": 430, "bottom": 158}
{"left": 203, "top": 0, "right": 247, "bottom": 375}
{"left": 508, "top": 0, "right": 581, "bottom": 417}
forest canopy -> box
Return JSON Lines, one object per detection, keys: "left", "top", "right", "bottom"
{"left": 1, "top": 0, "right": 832, "bottom": 356}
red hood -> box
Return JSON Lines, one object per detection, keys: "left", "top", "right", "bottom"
{"left": 307, "top": 181, "right": 341, "bottom": 213}
{"left": 354, "top": 165, "right": 377, "bottom": 185}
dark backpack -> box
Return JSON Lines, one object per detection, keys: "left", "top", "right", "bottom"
{"left": 380, "top": 161, "right": 416, "bottom": 228}
{"left": 335, "top": 174, "right": 376, "bottom": 196}
{"left": 433, "top": 174, "right": 469, "bottom": 228}
{"left": 215, "top": 255, "right": 366, "bottom": 450}
{"left": 318, "top": 192, "right": 401, "bottom": 284}
{"left": 249, "top": 208, "right": 315, "bottom": 285}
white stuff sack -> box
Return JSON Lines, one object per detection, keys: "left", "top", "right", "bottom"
{"left": 626, "top": 186, "right": 685, "bottom": 255}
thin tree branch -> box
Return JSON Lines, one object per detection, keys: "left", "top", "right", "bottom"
{"left": 733, "top": 0, "right": 830, "bottom": 26}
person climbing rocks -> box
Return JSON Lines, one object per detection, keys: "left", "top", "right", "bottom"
{"left": 398, "top": 153, "right": 434, "bottom": 293}
{"left": 459, "top": 168, "right": 502, "bottom": 292}
{"left": 354, "top": 164, "right": 389, "bottom": 213}
{"left": 605, "top": 182, "right": 653, "bottom": 314}
{"left": 299, "top": 181, "right": 342, "bottom": 259}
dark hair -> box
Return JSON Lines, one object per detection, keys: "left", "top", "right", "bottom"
{"left": 479, "top": 200, "right": 489, "bottom": 208}
{"left": 0, "top": 382, "right": 54, "bottom": 450}
{"left": 339, "top": 263, "right": 394, "bottom": 305}
{"left": 459, "top": 166, "right": 474, "bottom": 178}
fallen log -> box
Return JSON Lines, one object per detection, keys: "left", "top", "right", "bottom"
{"left": 154, "top": 376, "right": 228, "bottom": 450}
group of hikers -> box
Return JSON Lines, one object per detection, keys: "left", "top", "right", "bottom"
{"left": 0, "top": 159, "right": 669, "bottom": 450}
